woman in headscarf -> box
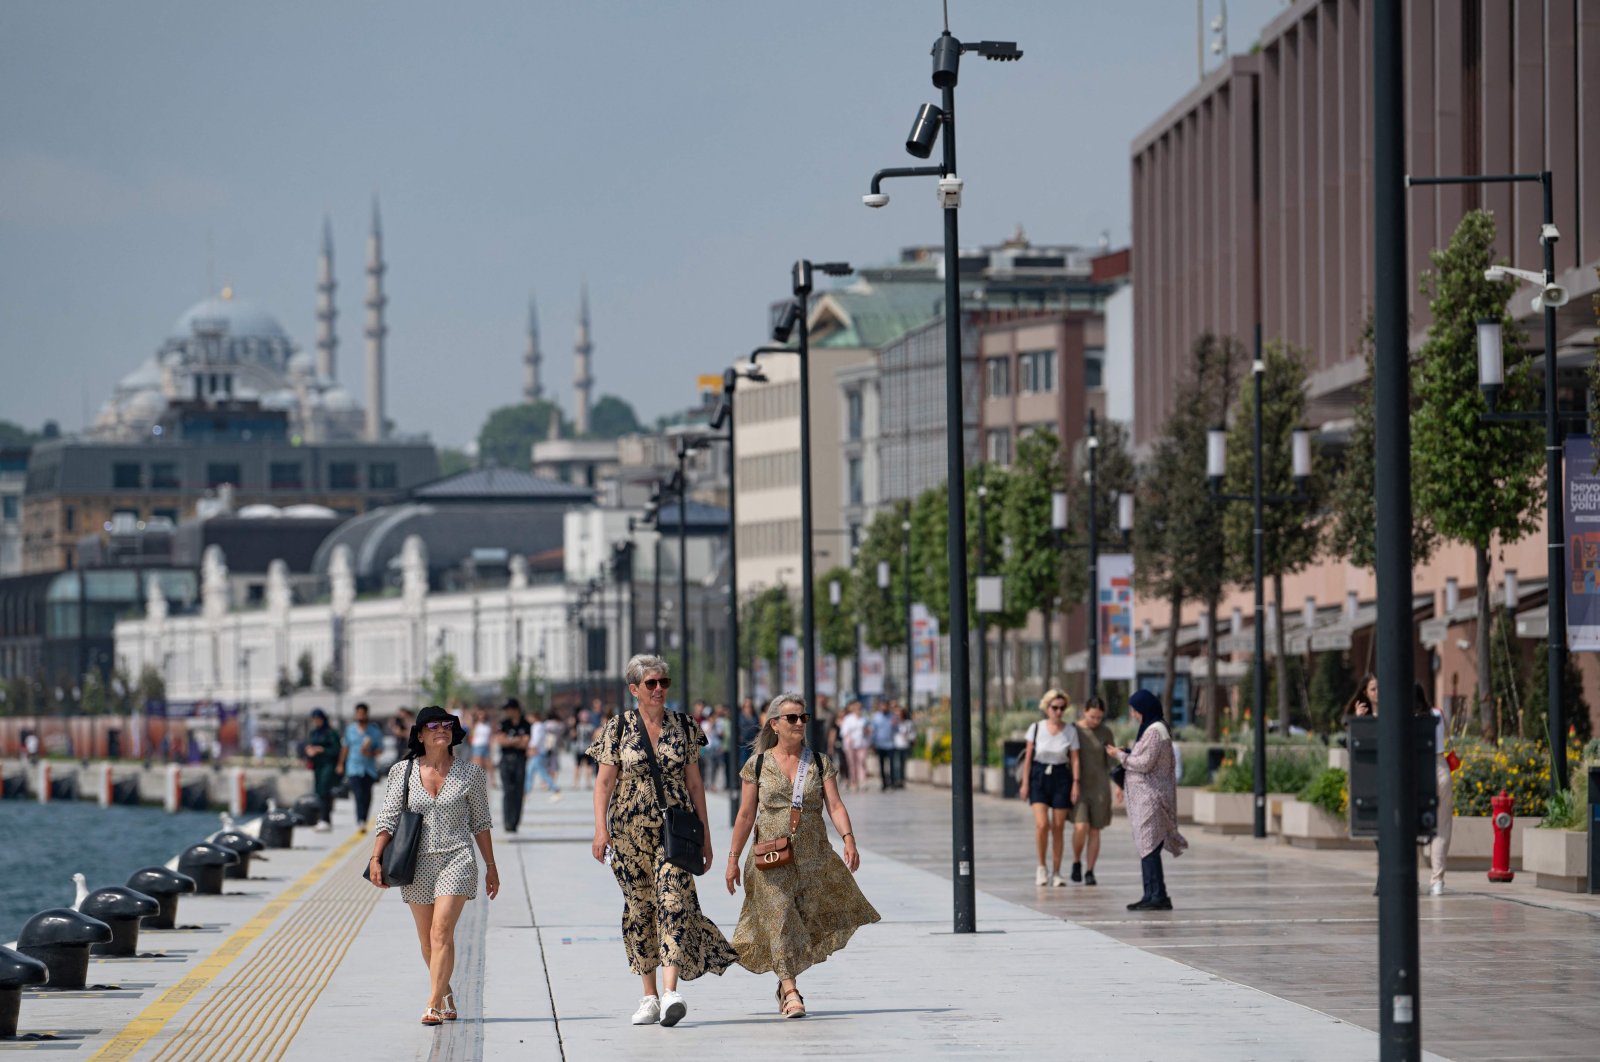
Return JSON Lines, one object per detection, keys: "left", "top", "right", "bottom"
{"left": 1105, "top": 689, "right": 1187, "bottom": 911}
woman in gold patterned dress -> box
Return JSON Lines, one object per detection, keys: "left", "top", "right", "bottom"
{"left": 725, "top": 692, "right": 880, "bottom": 1018}
{"left": 588, "top": 654, "right": 737, "bottom": 1029}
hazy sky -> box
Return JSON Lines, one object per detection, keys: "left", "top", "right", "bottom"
{"left": 0, "top": 0, "right": 1292, "bottom": 447}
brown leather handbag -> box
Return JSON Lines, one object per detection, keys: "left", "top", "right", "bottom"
{"left": 751, "top": 750, "right": 810, "bottom": 871}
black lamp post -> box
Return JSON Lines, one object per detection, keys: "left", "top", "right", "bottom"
{"left": 861, "top": 23, "right": 1019, "bottom": 935}
{"left": 673, "top": 435, "right": 717, "bottom": 714}
{"left": 1411, "top": 168, "right": 1575, "bottom": 794}
{"left": 1206, "top": 333, "right": 1313, "bottom": 839}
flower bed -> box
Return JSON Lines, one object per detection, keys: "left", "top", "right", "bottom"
{"left": 1450, "top": 738, "right": 1570, "bottom": 816}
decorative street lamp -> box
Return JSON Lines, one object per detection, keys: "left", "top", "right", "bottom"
{"left": 1053, "top": 409, "right": 1134, "bottom": 700}
{"left": 1206, "top": 343, "right": 1312, "bottom": 839}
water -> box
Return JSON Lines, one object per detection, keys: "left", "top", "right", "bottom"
{"left": 0, "top": 801, "right": 223, "bottom": 943}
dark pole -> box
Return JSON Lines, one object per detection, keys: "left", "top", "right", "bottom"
{"left": 903, "top": 513, "right": 913, "bottom": 709}
{"left": 653, "top": 529, "right": 663, "bottom": 659}
{"left": 1540, "top": 171, "right": 1568, "bottom": 792}
{"left": 796, "top": 269, "right": 823, "bottom": 752}
{"left": 613, "top": 553, "right": 625, "bottom": 703}
{"left": 677, "top": 443, "right": 691, "bottom": 713}
{"left": 977, "top": 474, "right": 988, "bottom": 767}
{"left": 722, "top": 368, "right": 742, "bottom": 825}
{"left": 1086, "top": 407, "right": 1100, "bottom": 701}
{"left": 1374, "top": 3, "right": 1422, "bottom": 1056}
{"left": 938, "top": 56, "right": 978, "bottom": 934}
{"left": 1251, "top": 330, "right": 1268, "bottom": 840}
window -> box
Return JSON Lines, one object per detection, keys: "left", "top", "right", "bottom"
{"left": 64, "top": 507, "right": 75, "bottom": 532}
{"left": 985, "top": 356, "right": 1011, "bottom": 398}
{"left": 1023, "top": 640, "right": 1045, "bottom": 680}
{"left": 846, "top": 389, "right": 864, "bottom": 442}
{"left": 329, "top": 462, "right": 358, "bottom": 490}
{"left": 847, "top": 457, "right": 863, "bottom": 507}
{"left": 151, "top": 462, "right": 179, "bottom": 489}
{"left": 269, "top": 462, "right": 303, "bottom": 490}
{"left": 1, "top": 496, "right": 16, "bottom": 521}
{"left": 1019, "top": 350, "right": 1056, "bottom": 393}
{"left": 1085, "top": 346, "right": 1105, "bottom": 389}
{"left": 736, "top": 452, "right": 800, "bottom": 489}
{"left": 985, "top": 428, "right": 1011, "bottom": 466}
{"left": 206, "top": 463, "right": 241, "bottom": 488}
{"left": 368, "top": 463, "right": 398, "bottom": 490}
{"left": 112, "top": 463, "right": 143, "bottom": 490}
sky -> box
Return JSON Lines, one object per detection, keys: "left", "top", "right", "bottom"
{"left": 0, "top": 0, "right": 1293, "bottom": 448}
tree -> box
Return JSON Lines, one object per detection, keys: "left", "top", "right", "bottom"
{"left": 1222, "top": 340, "right": 1327, "bottom": 736}
{"left": 1410, "top": 210, "right": 1543, "bottom": 739}
{"left": 0, "top": 419, "right": 39, "bottom": 447}
{"left": 1522, "top": 638, "right": 1592, "bottom": 747}
{"left": 970, "top": 464, "right": 1028, "bottom": 711}
{"left": 1001, "top": 429, "right": 1067, "bottom": 690}
{"left": 501, "top": 657, "right": 545, "bottom": 714}
{"left": 295, "top": 651, "right": 315, "bottom": 690}
{"left": 588, "top": 395, "right": 642, "bottom": 439}
{"left": 136, "top": 664, "right": 166, "bottom": 707}
{"left": 421, "top": 652, "right": 472, "bottom": 709}
{"left": 437, "top": 447, "right": 473, "bottom": 476}
{"left": 851, "top": 507, "right": 910, "bottom": 650}
{"left": 1306, "top": 651, "right": 1354, "bottom": 734}
{"left": 742, "top": 586, "right": 794, "bottom": 677}
{"left": 1062, "top": 419, "right": 1137, "bottom": 606}
{"left": 80, "top": 670, "right": 109, "bottom": 715}
{"left": 908, "top": 484, "right": 952, "bottom": 630}
{"left": 815, "top": 566, "right": 856, "bottom": 660}
{"left": 477, "top": 401, "right": 565, "bottom": 470}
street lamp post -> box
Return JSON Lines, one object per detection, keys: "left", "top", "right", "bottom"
{"left": 861, "top": 23, "right": 1019, "bottom": 934}
{"left": 1206, "top": 329, "right": 1312, "bottom": 839}
{"left": 1412, "top": 168, "right": 1575, "bottom": 794}
{"left": 976, "top": 475, "right": 988, "bottom": 767}
{"left": 901, "top": 514, "right": 913, "bottom": 711}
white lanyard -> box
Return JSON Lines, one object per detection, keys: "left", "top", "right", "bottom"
{"left": 790, "top": 747, "right": 812, "bottom": 808}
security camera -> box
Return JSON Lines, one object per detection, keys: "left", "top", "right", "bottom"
{"left": 862, "top": 192, "right": 890, "bottom": 208}
{"left": 936, "top": 176, "right": 963, "bottom": 209}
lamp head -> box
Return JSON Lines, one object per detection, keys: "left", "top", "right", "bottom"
{"left": 792, "top": 259, "right": 813, "bottom": 297}
{"left": 862, "top": 192, "right": 890, "bottom": 209}
{"left": 931, "top": 34, "right": 961, "bottom": 88}
{"left": 905, "top": 103, "right": 945, "bottom": 159}
{"left": 1206, "top": 427, "right": 1226, "bottom": 486}
{"left": 771, "top": 300, "right": 800, "bottom": 343}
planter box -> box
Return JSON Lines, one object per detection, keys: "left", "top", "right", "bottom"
{"left": 1427, "top": 815, "right": 1523, "bottom": 872}
{"left": 1280, "top": 798, "right": 1366, "bottom": 849}
{"left": 1193, "top": 790, "right": 1257, "bottom": 834}
{"left": 1176, "top": 786, "right": 1199, "bottom": 823}
{"left": 981, "top": 766, "right": 1005, "bottom": 795}
{"left": 905, "top": 760, "right": 930, "bottom": 784}
{"left": 931, "top": 764, "right": 952, "bottom": 789}
{"left": 1522, "top": 828, "right": 1589, "bottom": 892}
{"left": 1326, "top": 748, "right": 1350, "bottom": 771}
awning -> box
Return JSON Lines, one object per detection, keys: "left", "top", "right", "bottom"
{"left": 1420, "top": 579, "right": 1545, "bottom": 647}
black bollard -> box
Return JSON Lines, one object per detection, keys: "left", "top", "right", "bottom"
{"left": 175, "top": 843, "right": 239, "bottom": 896}
{"left": 126, "top": 866, "right": 196, "bottom": 930}
{"left": 0, "top": 946, "right": 49, "bottom": 1038}
{"left": 78, "top": 887, "right": 160, "bottom": 957}
{"left": 291, "top": 794, "right": 322, "bottom": 828}
{"left": 16, "top": 909, "right": 111, "bottom": 990}
{"left": 259, "top": 809, "right": 298, "bottom": 849}
{"left": 210, "top": 831, "right": 266, "bottom": 880}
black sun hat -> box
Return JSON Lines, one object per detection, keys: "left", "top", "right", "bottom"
{"left": 407, "top": 705, "right": 467, "bottom": 757}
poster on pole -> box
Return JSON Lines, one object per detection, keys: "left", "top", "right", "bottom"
{"left": 779, "top": 635, "right": 801, "bottom": 691}
{"left": 911, "top": 603, "right": 942, "bottom": 692}
{"left": 816, "top": 655, "right": 838, "bottom": 698}
{"left": 1098, "top": 553, "right": 1136, "bottom": 680}
{"left": 752, "top": 657, "right": 772, "bottom": 703}
{"left": 858, "top": 648, "right": 885, "bottom": 695}
{"left": 1564, "top": 435, "right": 1600, "bottom": 651}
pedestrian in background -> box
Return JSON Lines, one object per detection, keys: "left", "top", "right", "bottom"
{"left": 838, "top": 702, "right": 868, "bottom": 793}
{"left": 588, "top": 655, "right": 735, "bottom": 1029}
{"left": 303, "top": 708, "right": 341, "bottom": 832}
{"left": 1345, "top": 673, "right": 1377, "bottom": 717}
{"left": 1070, "top": 696, "right": 1115, "bottom": 885}
{"left": 368, "top": 705, "right": 498, "bottom": 1026}
{"left": 1020, "top": 689, "right": 1080, "bottom": 886}
{"left": 468, "top": 707, "right": 493, "bottom": 779}
{"left": 526, "top": 711, "right": 563, "bottom": 802}
{"left": 892, "top": 706, "right": 916, "bottom": 789}
{"left": 870, "top": 701, "right": 896, "bottom": 791}
{"left": 726, "top": 692, "right": 879, "bottom": 1019}
{"left": 1419, "top": 682, "right": 1454, "bottom": 896}
{"left": 496, "top": 699, "right": 531, "bottom": 833}
{"left": 1106, "top": 689, "right": 1187, "bottom": 911}
{"left": 340, "top": 702, "right": 384, "bottom": 832}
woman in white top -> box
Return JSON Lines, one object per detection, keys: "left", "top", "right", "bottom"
{"left": 1019, "top": 689, "right": 1081, "bottom": 887}
{"left": 837, "top": 703, "right": 870, "bottom": 793}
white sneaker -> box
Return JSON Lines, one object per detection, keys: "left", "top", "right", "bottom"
{"left": 549, "top": 792, "right": 563, "bottom": 803}
{"left": 1035, "top": 865, "right": 1048, "bottom": 886}
{"left": 1051, "top": 873, "right": 1068, "bottom": 887}
{"left": 659, "top": 989, "right": 687, "bottom": 1027}
{"left": 1428, "top": 882, "right": 1445, "bottom": 896}
{"left": 631, "top": 996, "right": 660, "bottom": 1025}
{"left": 313, "top": 821, "right": 332, "bottom": 833}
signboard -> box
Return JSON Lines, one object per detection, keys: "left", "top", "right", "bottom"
{"left": 976, "top": 576, "right": 1004, "bottom": 614}
{"left": 911, "top": 603, "right": 941, "bottom": 692}
{"left": 1097, "top": 554, "right": 1136, "bottom": 681}
{"left": 1565, "top": 436, "right": 1600, "bottom": 651}
{"left": 815, "top": 655, "right": 838, "bottom": 698}
{"left": 752, "top": 657, "right": 772, "bottom": 703}
{"left": 779, "top": 635, "right": 801, "bottom": 691}
{"left": 858, "top": 648, "right": 885, "bottom": 695}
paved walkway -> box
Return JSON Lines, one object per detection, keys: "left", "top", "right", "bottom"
{"left": 22, "top": 771, "right": 1598, "bottom": 1060}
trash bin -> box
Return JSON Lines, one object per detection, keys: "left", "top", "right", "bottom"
{"left": 1001, "top": 740, "right": 1026, "bottom": 800}
{"left": 126, "top": 866, "right": 197, "bottom": 930}
{"left": 259, "top": 809, "right": 298, "bottom": 849}
{"left": 176, "top": 843, "right": 239, "bottom": 895}
{"left": 292, "top": 794, "right": 322, "bottom": 828}
{"left": 0, "top": 945, "right": 49, "bottom": 1037}
{"left": 78, "top": 887, "right": 160, "bottom": 957}
{"left": 16, "top": 909, "right": 112, "bottom": 990}
{"left": 211, "top": 831, "right": 265, "bottom": 880}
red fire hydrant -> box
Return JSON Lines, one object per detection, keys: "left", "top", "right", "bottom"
{"left": 1488, "top": 788, "right": 1515, "bottom": 882}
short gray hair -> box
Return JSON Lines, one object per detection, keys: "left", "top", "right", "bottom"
{"left": 626, "top": 654, "right": 669, "bottom": 687}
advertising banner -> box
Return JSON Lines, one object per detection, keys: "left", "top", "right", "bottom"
{"left": 911, "top": 603, "right": 941, "bottom": 692}
{"left": 779, "top": 635, "right": 801, "bottom": 691}
{"left": 752, "top": 657, "right": 772, "bottom": 703}
{"left": 858, "top": 648, "right": 885, "bottom": 695}
{"left": 1098, "top": 554, "right": 1136, "bottom": 681}
{"left": 1565, "top": 436, "right": 1600, "bottom": 651}
{"left": 816, "top": 655, "right": 838, "bottom": 698}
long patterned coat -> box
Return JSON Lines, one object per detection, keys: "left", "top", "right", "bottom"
{"left": 1122, "top": 722, "right": 1188, "bottom": 859}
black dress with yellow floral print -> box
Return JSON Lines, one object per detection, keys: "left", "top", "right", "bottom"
{"left": 587, "top": 710, "right": 737, "bottom": 979}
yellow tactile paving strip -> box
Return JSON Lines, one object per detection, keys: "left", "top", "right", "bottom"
{"left": 88, "top": 833, "right": 372, "bottom": 1062}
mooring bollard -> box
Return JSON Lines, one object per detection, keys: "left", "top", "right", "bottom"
{"left": 175, "top": 843, "right": 239, "bottom": 895}
{"left": 210, "top": 831, "right": 266, "bottom": 880}
{"left": 126, "top": 866, "right": 197, "bottom": 930}
{"left": 292, "top": 793, "right": 322, "bottom": 828}
{"left": 0, "top": 946, "right": 49, "bottom": 1038}
{"left": 35, "top": 762, "right": 50, "bottom": 805}
{"left": 78, "top": 887, "right": 160, "bottom": 957}
{"left": 96, "top": 763, "right": 114, "bottom": 807}
{"left": 164, "top": 764, "right": 181, "bottom": 814}
{"left": 16, "top": 909, "right": 112, "bottom": 990}
{"left": 228, "top": 767, "right": 248, "bottom": 818}
{"left": 259, "top": 808, "right": 298, "bottom": 849}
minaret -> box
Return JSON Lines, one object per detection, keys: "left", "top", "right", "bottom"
{"left": 523, "top": 295, "right": 544, "bottom": 403}
{"left": 364, "top": 198, "right": 387, "bottom": 441}
{"left": 315, "top": 217, "right": 338, "bottom": 379}
{"left": 573, "top": 283, "right": 593, "bottom": 435}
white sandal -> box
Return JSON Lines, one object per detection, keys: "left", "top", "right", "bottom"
{"left": 420, "top": 1006, "right": 444, "bottom": 1026}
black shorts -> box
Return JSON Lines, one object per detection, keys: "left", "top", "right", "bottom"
{"left": 1028, "top": 762, "right": 1074, "bottom": 810}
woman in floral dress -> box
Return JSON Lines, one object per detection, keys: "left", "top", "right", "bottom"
{"left": 725, "top": 692, "right": 879, "bottom": 1018}
{"left": 588, "top": 654, "right": 736, "bottom": 1029}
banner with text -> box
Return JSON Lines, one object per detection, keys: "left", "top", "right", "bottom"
{"left": 858, "top": 648, "right": 885, "bottom": 695}
{"left": 1565, "top": 436, "right": 1600, "bottom": 651}
{"left": 911, "top": 603, "right": 942, "bottom": 692}
{"left": 779, "top": 635, "right": 801, "bottom": 691}
{"left": 1097, "top": 553, "right": 1136, "bottom": 680}
{"left": 752, "top": 657, "right": 772, "bottom": 703}
{"left": 816, "top": 655, "right": 838, "bottom": 698}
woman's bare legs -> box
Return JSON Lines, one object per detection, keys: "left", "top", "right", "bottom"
{"left": 1072, "top": 822, "right": 1102, "bottom": 870}
{"left": 1031, "top": 803, "right": 1049, "bottom": 866}
{"left": 416, "top": 895, "right": 467, "bottom": 1009}
{"left": 1049, "top": 808, "right": 1069, "bottom": 875}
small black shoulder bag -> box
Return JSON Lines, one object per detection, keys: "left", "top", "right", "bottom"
{"left": 636, "top": 711, "right": 707, "bottom": 875}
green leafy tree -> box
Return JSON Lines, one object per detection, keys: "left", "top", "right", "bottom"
{"left": 1221, "top": 340, "right": 1327, "bottom": 736}
{"left": 80, "top": 670, "right": 109, "bottom": 715}
{"left": 1306, "top": 651, "right": 1353, "bottom": 734}
{"left": 909, "top": 484, "right": 951, "bottom": 630}
{"left": 1001, "top": 429, "right": 1067, "bottom": 690}
{"left": 816, "top": 566, "right": 856, "bottom": 660}
{"left": 477, "top": 400, "right": 565, "bottom": 470}
{"left": 588, "top": 395, "right": 642, "bottom": 439}
{"left": 1411, "top": 210, "right": 1543, "bottom": 739}
{"left": 420, "top": 652, "right": 472, "bottom": 709}
{"left": 437, "top": 447, "right": 473, "bottom": 476}
{"left": 1490, "top": 608, "right": 1527, "bottom": 736}
{"left": 1521, "top": 637, "right": 1592, "bottom": 748}
{"left": 741, "top": 585, "right": 794, "bottom": 676}
{"left": 851, "top": 507, "right": 910, "bottom": 650}
{"left": 0, "top": 419, "right": 39, "bottom": 447}
{"left": 1062, "top": 419, "right": 1137, "bottom": 607}
{"left": 295, "top": 651, "right": 315, "bottom": 690}
{"left": 136, "top": 664, "right": 166, "bottom": 707}
{"left": 971, "top": 464, "right": 1027, "bottom": 712}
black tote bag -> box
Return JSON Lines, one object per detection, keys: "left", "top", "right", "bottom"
{"left": 636, "top": 712, "right": 707, "bottom": 875}
{"left": 362, "top": 758, "right": 423, "bottom": 886}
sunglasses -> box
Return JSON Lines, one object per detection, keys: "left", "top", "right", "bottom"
{"left": 778, "top": 713, "right": 810, "bottom": 725}
{"left": 423, "top": 720, "right": 453, "bottom": 732}
{"left": 639, "top": 677, "right": 672, "bottom": 691}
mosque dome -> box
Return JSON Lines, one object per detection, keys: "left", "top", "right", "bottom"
{"left": 171, "top": 291, "right": 288, "bottom": 342}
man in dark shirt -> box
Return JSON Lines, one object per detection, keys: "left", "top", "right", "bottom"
{"left": 303, "top": 708, "right": 342, "bottom": 832}
{"left": 496, "top": 699, "right": 532, "bottom": 832}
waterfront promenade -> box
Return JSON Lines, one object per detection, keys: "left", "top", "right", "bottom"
{"left": 11, "top": 780, "right": 1596, "bottom": 1060}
